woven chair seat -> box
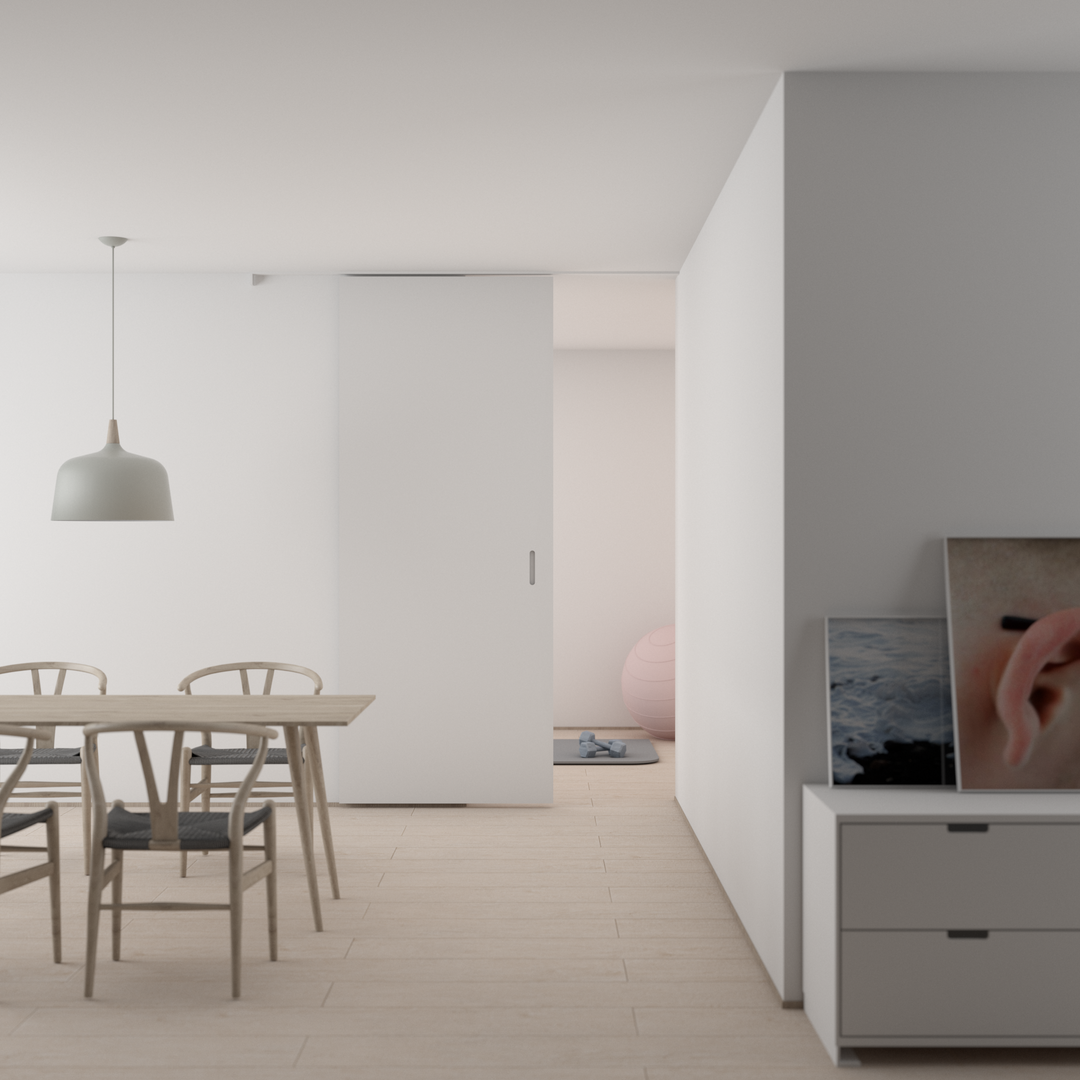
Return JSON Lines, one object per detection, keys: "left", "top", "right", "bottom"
{"left": 1, "top": 806, "right": 54, "bottom": 837}
{"left": 0, "top": 746, "right": 81, "bottom": 765}
{"left": 104, "top": 805, "right": 273, "bottom": 850}
{"left": 189, "top": 745, "right": 288, "bottom": 765}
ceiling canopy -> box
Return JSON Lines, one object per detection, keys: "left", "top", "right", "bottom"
{"left": 2, "top": 1, "right": 1078, "bottom": 273}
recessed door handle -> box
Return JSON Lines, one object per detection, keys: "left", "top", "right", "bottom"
{"left": 948, "top": 823, "right": 988, "bottom": 832}
{"left": 529, "top": 551, "right": 535, "bottom": 585}
{"left": 948, "top": 930, "right": 989, "bottom": 939}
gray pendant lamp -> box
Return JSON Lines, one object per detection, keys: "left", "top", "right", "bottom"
{"left": 51, "top": 237, "right": 174, "bottom": 521}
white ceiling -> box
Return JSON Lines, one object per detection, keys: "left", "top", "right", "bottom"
{"left": 2, "top": 1, "right": 1080, "bottom": 274}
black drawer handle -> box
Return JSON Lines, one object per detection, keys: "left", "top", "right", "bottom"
{"left": 948, "top": 930, "right": 989, "bottom": 939}
{"left": 948, "top": 823, "right": 989, "bottom": 832}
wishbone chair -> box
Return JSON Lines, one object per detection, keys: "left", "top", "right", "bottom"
{"left": 0, "top": 722, "right": 61, "bottom": 962}
{"left": 0, "top": 662, "right": 106, "bottom": 874}
{"left": 177, "top": 662, "right": 337, "bottom": 897}
{"left": 83, "top": 719, "right": 278, "bottom": 999}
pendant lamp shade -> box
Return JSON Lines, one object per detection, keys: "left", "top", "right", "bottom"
{"left": 51, "top": 237, "right": 174, "bottom": 521}
{"left": 52, "top": 420, "right": 173, "bottom": 521}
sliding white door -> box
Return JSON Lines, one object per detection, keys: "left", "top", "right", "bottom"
{"left": 337, "top": 276, "right": 553, "bottom": 804}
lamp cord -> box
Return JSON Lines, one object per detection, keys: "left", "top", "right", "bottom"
{"left": 111, "top": 244, "right": 115, "bottom": 421}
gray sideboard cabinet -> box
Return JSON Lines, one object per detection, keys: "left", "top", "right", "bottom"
{"left": 803, "top": 784, "right": 1080, "bottom": 1066}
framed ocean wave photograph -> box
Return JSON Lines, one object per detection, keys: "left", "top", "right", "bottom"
{"left": 827, "top": 617, "right": 955, "bottom": 786}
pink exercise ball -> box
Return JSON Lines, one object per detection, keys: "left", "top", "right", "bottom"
{"left": 621, "top": 625, "right": 676, "bottom": 740}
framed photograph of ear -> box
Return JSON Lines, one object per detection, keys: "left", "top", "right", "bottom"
{"left": 946, "top": 537, "right": 1080, "bottom": 790}
{"left": 827, "top": 617, "right": 955, "bottom": 786}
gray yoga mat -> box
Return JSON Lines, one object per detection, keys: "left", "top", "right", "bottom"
{"left": 553, "top": 739, "right": 659, "bottom": 765}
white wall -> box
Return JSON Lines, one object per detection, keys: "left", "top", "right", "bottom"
{"left": 0, "top": 274, "right": 338, "bottom": 799}
{"left": 676, "top": 79, "right": 786, "bottom": 992}
{"left": 0, "top": 271, "right": 673, "bottom": 801}
{"left": 554, "top": 349, "right": 675, "bottom": 730}
{"left": 553, "top": 277, "right": 676, "bottom": 350}
{"left": 783, "top": 73, "right": 1080, "bottom": 998}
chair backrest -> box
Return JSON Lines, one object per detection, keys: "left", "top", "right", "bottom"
{"left": 83, "top": 721, "right": 278, "bottom": 851}
{"left": 179, "top": 662, "right": 322, "bottom": 696}
{"left": 0, "top": 662, "right": 107, "bottom": 749}
{"left": 179, "top": 663, "right": 321, "bottom": 748}
{"left": 0, "top": 724, "right": 54, "bottom": 813}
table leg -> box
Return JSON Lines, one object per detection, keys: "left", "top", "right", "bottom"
{"left": 82, "top": 734, "right": 100, "bottom": 877}
{"left": 303, "top": 726, "right": 340, "bottom": 899}
{"left": 81, "top": 755, "right": 91, "bottom": 877}
{"left": 283, "top": 724, "right": 323, "bottom": 932}
{"left": 304, "top": 735, "right": 315, "bottom": 841}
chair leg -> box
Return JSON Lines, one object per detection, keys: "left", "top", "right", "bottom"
{"left": 85, "top": 841, "right": 105, "bottom": 997}
{"left": 264, "top": 801, "right": 278, "bottom": 961}
{"left": 305, "top": 727, "right": 340, "bottom": 900}
{"left": 201, "top": 762, "right": 212, "bottom": 855}
{"left": 46, "top": 802, "right": 61, "bottom": 963}
{"left": 229, "top": 836, "right": 244, "bottom": 998}
{"left": 111, "top": 850, "right": 123, "bottom": 961}
{"left": 180, "top": 751, "right": 191, "bottom": 878}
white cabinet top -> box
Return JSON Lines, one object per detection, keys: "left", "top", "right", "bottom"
{"left": 805, "top": 783, "right": 1080, "bottom": 821}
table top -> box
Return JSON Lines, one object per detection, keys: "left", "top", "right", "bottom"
{"left": 0, "top": 695, "right": 375, "bottom": 726}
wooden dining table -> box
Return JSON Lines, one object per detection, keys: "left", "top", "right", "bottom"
{"left": 0, "top": 694, "right": 375, "bottom": 931}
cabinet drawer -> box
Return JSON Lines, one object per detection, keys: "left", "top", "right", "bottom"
{"left": 841, "top": 930, "right": 1080, "bottom": 1037}
{"left": 841, "top": 823, "right": 1080, "bottom": 929}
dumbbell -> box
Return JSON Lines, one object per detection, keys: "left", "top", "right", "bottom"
{"left": 580, "top": 731, "right": 626, "bottom": 754}
{"left": 578, "top": 733, "right": 627, "bottom": 758}
{"left": 580, "top": 739, "right": 627, "bottom": 758}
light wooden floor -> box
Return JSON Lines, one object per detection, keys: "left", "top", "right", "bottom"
{"left": 2, "top": 729, "right": 1079, "bottom": 1078}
